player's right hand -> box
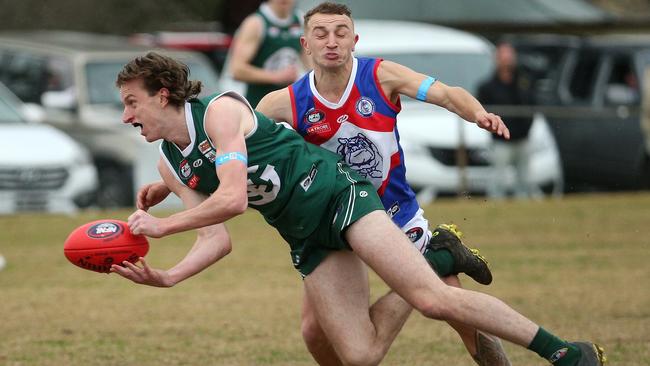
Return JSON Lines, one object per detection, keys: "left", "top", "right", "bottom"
{"left": 137, "top": 181, "right": 171, "bottom": 211}
{"left": 110, "top": 257, "right": 174, "bottom": 288}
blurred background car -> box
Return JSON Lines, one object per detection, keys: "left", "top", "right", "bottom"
{"left": 353, "top": 20, "right": 564, "bottom": 202}
{"left": 0, "top": 31, "right": 221, "bottom": 207}
{"left": 0, "top": 81, "right": 97, "bottom": 214}
{"left": 512, "top": 34, "right": 650, "bottom": 191}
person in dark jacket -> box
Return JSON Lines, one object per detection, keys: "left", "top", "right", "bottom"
{"left": 478, "top": 41, "right": 535, "bottom": 199}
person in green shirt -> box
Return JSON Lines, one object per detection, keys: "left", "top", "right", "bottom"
{"left": 229, "top": 0, "right": 306, "bottom": 107}
{"left": 112, "top": 51, "right": 606, "bottom": 366}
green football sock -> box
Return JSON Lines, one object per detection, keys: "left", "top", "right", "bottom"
{"left": 528, "top": 327, "right": 582, "bottom": 366}
{"left": 424, "top": 248, "right": 454, "bottom": 277}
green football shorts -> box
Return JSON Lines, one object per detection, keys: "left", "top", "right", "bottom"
{"left": 282, "top": 163, "right": 384, "bottom": 277}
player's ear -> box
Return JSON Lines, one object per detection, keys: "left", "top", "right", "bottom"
{"left": 300, "top": 36, "right": 310, "bottom": 55}
{"left": 352, "top": 34, "right": 359, "bottom": 52}
{"left": 158, "top": 88, "right": 170, "bottom": 106}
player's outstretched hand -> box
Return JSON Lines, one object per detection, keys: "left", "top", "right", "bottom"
{"left": 110, "top": 257, "right": 174, "bottom": 287}
{"left": 475, "top": 111, "right": 510, "bottom": 139}
{"left": 128, "top": 209, "right": 166, "bottom": 238}
{"left": 137, "top": 181, "right": 171, "bottom": 211}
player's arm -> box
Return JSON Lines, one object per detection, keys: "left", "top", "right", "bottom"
{"left": 129, "top": 96, "right": 250, "bottom": 239}
{"left": 377, "top": 60, "right": 510, "bottom": 139}
{"left": 256, "top": 88, "right": 294, "bottom": 124}
{"left": 230, "top": 15, "right": 297, "bottom": 85}
{"left": 112, "top": 159, "right": 233, "bottom": 287}
{"left": 136, "top": 180, "right": 171, "bottom": 211}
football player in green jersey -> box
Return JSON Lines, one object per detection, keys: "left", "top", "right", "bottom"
{"left": 111, "top": 51, "right": 605, "bottom": 366}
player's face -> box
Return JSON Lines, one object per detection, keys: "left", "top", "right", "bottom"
{"left": 119, "top": 79, "right": 166, "bottom": 143}
{"left": 302, "top": 13, "right": 358, "bottom": 70}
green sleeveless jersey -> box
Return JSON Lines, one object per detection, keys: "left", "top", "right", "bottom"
{"left": 159, "top": 92, "right": 343, "bottom": 239}
{"left": 246, "top": 4, "right": 303, "bottom": 107}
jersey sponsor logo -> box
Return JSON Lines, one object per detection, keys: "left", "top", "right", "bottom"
{"left": 336, "top": 133, "right": 383, "bottom": 179}
{"left": 355, "top": 96, "right": 375, "bottom": 117}
{"left": 387, "top": 202, "right": 400, "bottom": 218}
{"left": 405, "top": 227, "right": 424, "bottom": 243}
{"left": 359, "top": 190, "right": 368, "bottom": 197}
{"left": 300, "top": 164, "right": 318, "bottom": 192}
{"left": 179, "top": 159, "right": 192, "bottom": 180}
{"left": 192, "top": 159, "right": 203, "bottom": 168}
{"left": 305, "top": 108, "right": 325, "bottom": 124}
{"left": 247, "top": 164, "right": 281, "bottom": 206}
{"left": 205, "top": 150, "right": 217, "bottom": 163}
{"left": 268, "top": 26, "right": 280, "bottom": 38}
{"left": 306, "top": 123, "right": 331, "bottom": 135}
{"left": 198, "top": 140, "right": 212, "bottom": 154}
{"left": 188, "top": 175, "right": 200, "bottom": 189}
{"left": 336, "top": 114, "right": 349, "bottom": 124}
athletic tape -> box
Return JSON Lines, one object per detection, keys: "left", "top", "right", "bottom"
{"left": 416, "top": 76, "right": 437, "bottom": 101}
{"left": 215, "top": 152, "right": 248, "bottom": 167}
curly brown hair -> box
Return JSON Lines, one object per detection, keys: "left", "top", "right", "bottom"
{"left": 303, "top": 2, "right": 352, "bottom": 28}
{"left": 116, "top": 52, "right": 202, "bottom": 108}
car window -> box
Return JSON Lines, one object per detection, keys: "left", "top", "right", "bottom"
{"left": 362, "top": 52, "right": 493, "bottom": 96}
{"left": 568, "top": 50, "right": 599, "bottom": 102}
{"left": 85, "top": 60, "right": 220, "bottom": 105}
{"left": 0, "top": 51, "right": 48, "bottom": 104}
{"left": 516, "top": 45, "right": 568, "bottom": 104}
{"left": 0, "top": 92, "right": 25, "bottom": 124}
{"left": 0, "top": 51, "right": 74, "bottom": 106}
{"left": 604, "top": 54, "right": 639, "bottom": 106}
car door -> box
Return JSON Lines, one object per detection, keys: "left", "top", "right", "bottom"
{"left": 551, "top": 47, "right": 644, "bottom": 190}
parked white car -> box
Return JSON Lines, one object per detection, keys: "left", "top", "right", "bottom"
{"left": 0, "top": 31, "right": 221, "bottom": 207}
{"left": 352, "top": 20, "right": 563, "bottom": 201}
{"left": 0, "top": 82, "right": 98, "bottom": 214}
{"left": 218, "top": 19, "right": 564, "bottom": 202}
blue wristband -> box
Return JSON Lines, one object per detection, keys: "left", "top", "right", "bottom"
{"left": 215, "top": 152, "right": 248, "bottom": 167}
{"left": 416, "top": 76, "right": 437, "bottom": 101}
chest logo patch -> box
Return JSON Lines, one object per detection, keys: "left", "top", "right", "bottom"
{"left": 305, "top": 108, "right": 325, "bottom": 124}
{"left": 179, "top": 159, "right": 192, "bottom": 180}
{"left": 355, "top": 97, "right": 375, "bottom": 117}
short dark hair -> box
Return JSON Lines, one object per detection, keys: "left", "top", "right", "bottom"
{"left": 116, "top": 52, "right": 202, "bottom": 108}
{"left": 303, "top": 2, "right": 352, "bottom": 28}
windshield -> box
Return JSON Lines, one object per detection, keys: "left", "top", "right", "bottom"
{"left": 0, "top": 92, "right": 26, "bottom": 124}
{"left": 363, "top": 53, "right": 493, "bottom": 97}
{"left": 85, "top": 61, "right": 220, "bottom": 105}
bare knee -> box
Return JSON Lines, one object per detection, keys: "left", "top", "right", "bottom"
{"left": 410, "top": 290, "right": 454, "bottom": 321}
{"left": 301, "top": 313, "right": 328, "bottom": 350}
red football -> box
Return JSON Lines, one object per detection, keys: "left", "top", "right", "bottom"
{"left": 63, "top": 219, "right": 149, "bottom": 273}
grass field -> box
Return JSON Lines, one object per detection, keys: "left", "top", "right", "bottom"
{"left": 1, "top": 192, "right": 649, "bottom": 365}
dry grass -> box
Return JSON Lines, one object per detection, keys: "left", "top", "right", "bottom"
{"left": 1, "top": 192, "right": 649, "bottom": 365}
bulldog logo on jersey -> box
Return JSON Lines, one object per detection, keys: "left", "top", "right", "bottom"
{"left": 336, "top": 133, "right": 383, "bottom": 179}
{"left": 355, "top": 97, "right": 375, "bottom": 117}
{"left": 305, "top": 108, "right": 325, "bottom": 124}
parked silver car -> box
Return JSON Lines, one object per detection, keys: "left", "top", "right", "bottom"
{"left": 0, "top": 82, "right": 97, "bottom": 214}
{"left": 0, "top": 31, "right": 221, "bottom": 207}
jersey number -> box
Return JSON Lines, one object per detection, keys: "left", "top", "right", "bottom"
{"left": 247, "top": 164, "right": 280, "bottom": 205}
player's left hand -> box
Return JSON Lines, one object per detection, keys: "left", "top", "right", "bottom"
{"left": 128, "top": 209, "right": 166, "bottom": 238}
{"left": 110, "top": 257, "right": 174, "bottom": 287}
{"left": 475, "top": 111, "right": 510, "bottom": 139}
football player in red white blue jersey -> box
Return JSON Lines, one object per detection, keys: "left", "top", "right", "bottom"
{"left": 255, "top": 3, "right": 520, "bottom": 365}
